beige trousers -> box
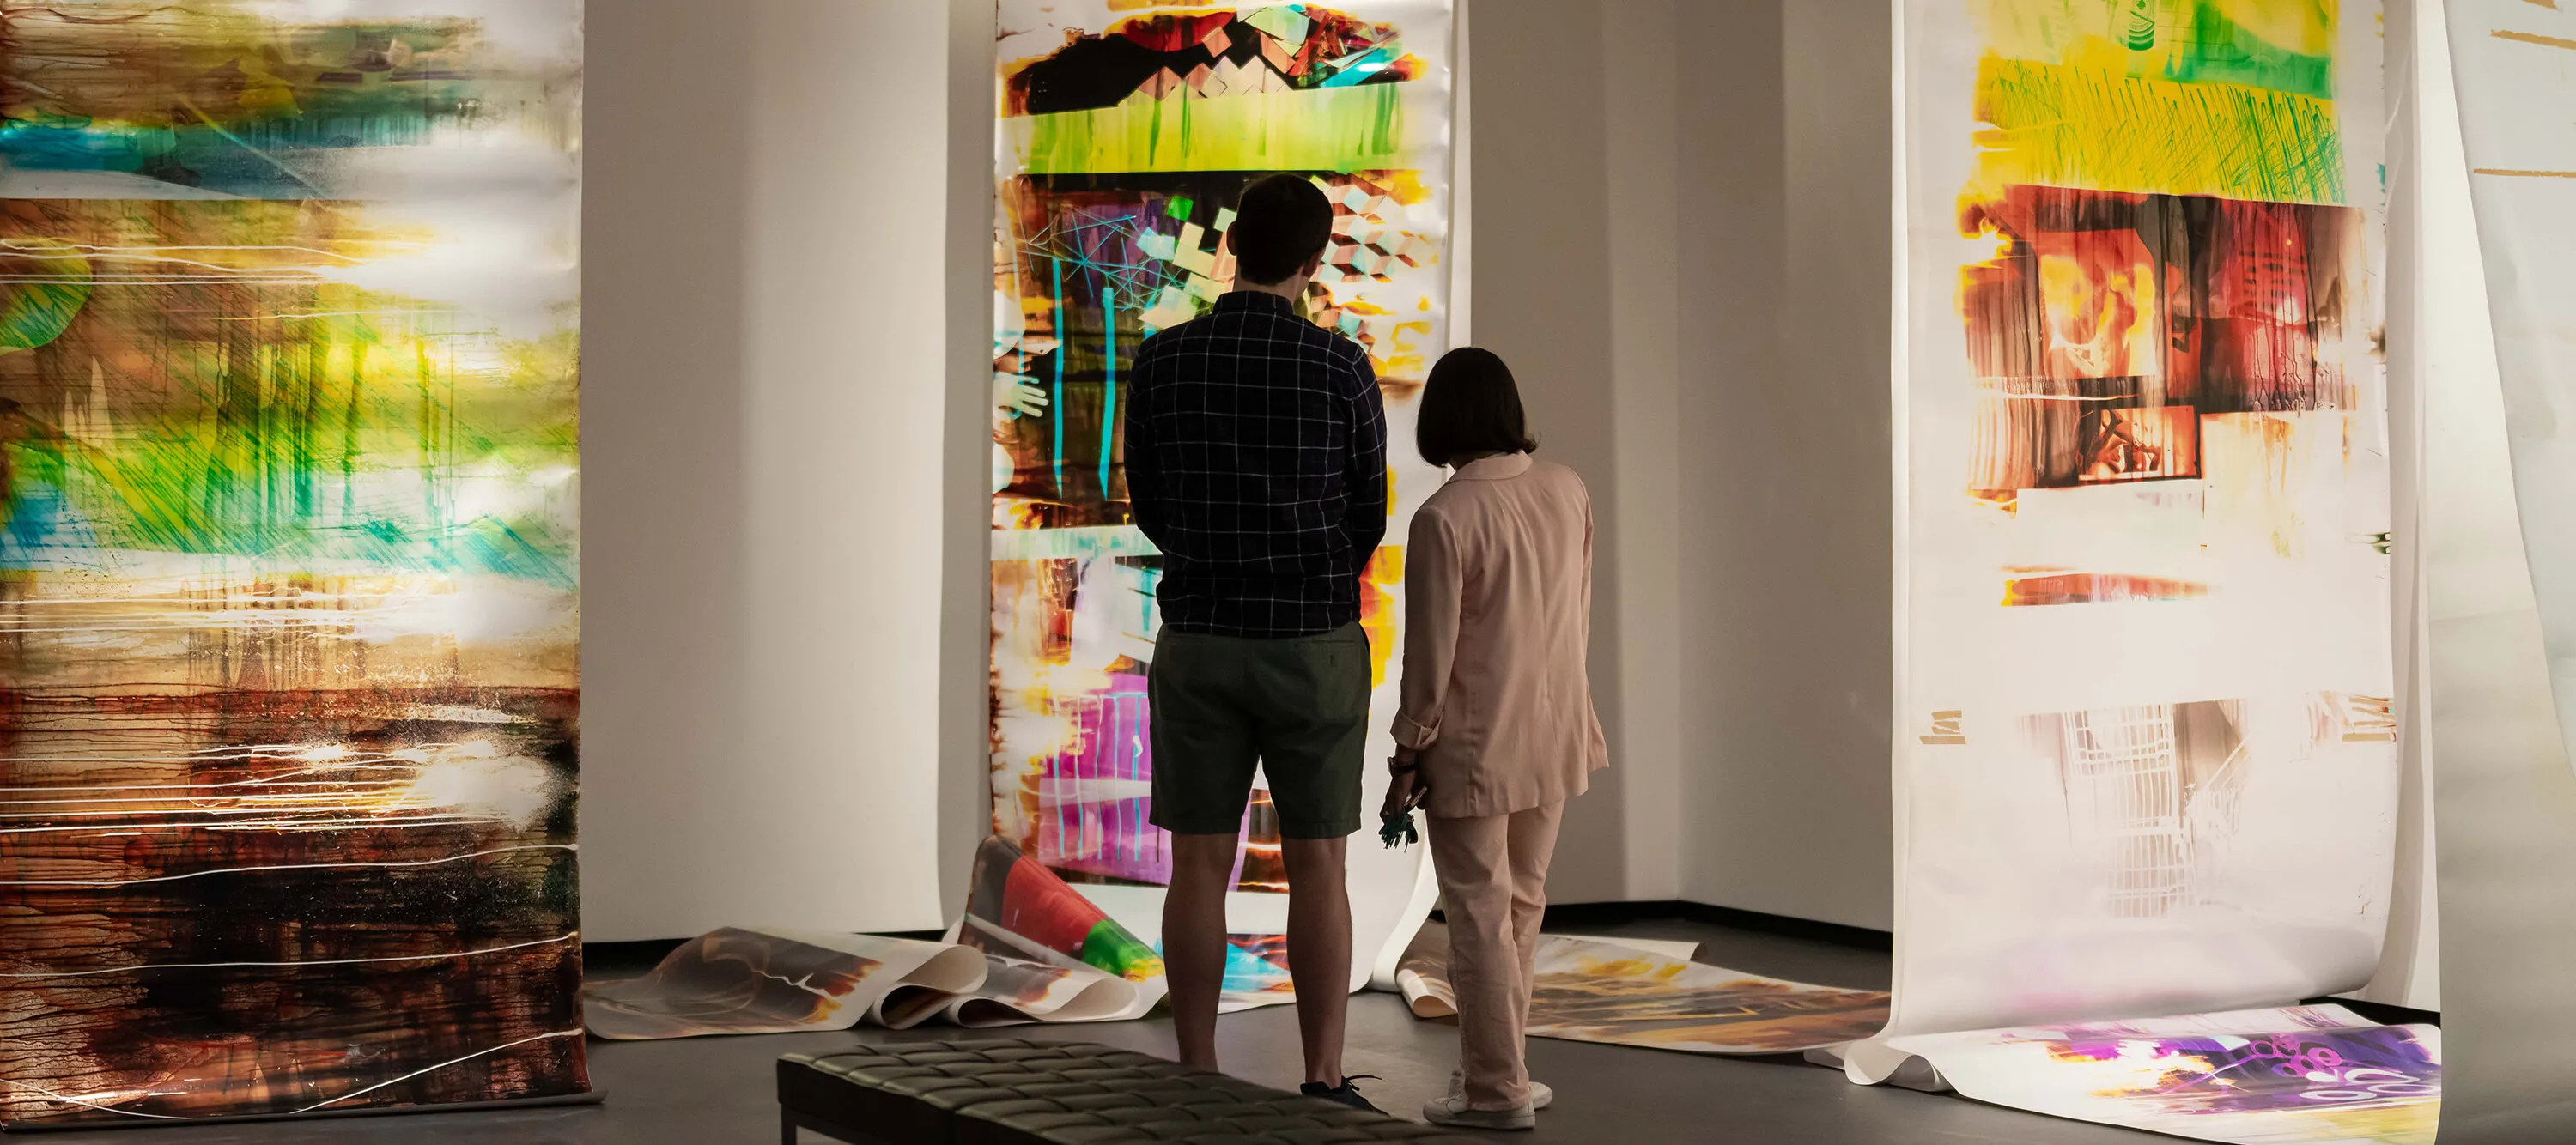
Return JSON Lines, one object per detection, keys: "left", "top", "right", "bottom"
{"left": 1426, "top": 800, "right": 1565, "bottom": 1110}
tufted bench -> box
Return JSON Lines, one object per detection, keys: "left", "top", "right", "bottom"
{"left": 778, "top": 1039, "right": 1468, "bottom": 1144}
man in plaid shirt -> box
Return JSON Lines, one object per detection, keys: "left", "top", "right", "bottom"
{"left": 1124, "top": 173, "right": 1388, "bottom": 1111}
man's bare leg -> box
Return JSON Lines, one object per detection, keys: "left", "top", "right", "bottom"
{"left": 1164, "top": 833, "right": 1239, "bottom": 1072}
{"left": 1281, "top": 835, "right": 1351, "bottom": 1087}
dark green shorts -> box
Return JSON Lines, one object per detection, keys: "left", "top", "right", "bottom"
{"left": 1147, "top": 622, "right": 1371, "bottom": 839}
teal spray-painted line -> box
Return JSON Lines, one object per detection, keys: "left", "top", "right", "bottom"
{"left": 1100, "top": 287, "right": 1117, "bottom": 498}
{"left": 1052, "top": 257, "right": 1066, "bottom": 498}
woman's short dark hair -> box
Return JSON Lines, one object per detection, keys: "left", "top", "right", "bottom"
{"left": 1228, "top": 174, "right": 1334, "bottom": 286}
{"left": 1416, "top": 347, "right": 1537, "bottom": 468}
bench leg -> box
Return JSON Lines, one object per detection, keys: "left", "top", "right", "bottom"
{"left": 781, "top": 1108, "right": 887, "bottom": 1145}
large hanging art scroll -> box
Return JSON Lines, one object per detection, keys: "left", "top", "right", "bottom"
{"left": 0, "top": 1, "right": 586, "bottom": 1127}
{"left": 2432, "top": 1, "right": 2576, "bottom": 1136}
{"left": 2444, "top": 0, "right": 2576, "bottom": 788}
{"left": 989, "top": 0, "right": 1455, "bottom": 995}
{"left": 1892, "top": 0, "right": 2394, "bottom": 1039}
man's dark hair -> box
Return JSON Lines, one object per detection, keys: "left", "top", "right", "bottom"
{"left": 1227, "top": 174, "right": 1334, "bottom": 286}
{"left": 1416, "top": 348, "right": 1538, "bottom": 468}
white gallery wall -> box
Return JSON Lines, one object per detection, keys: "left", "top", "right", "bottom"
{"left": 1683, "top": 0, "right": 1899, "bottom": 930}
{"left": 1597, "top": 1, "right": 1688, "bottom": 904}
{"left": 1467, "top": 0, "right": 1899, "bottom": 928}
{"left": 1464, "top": 0, "right": 1635, "bottom": 906}
{"left": 939, "top": 0, "right": 1001, "bottom": 930}
{"left": 582, "top": 0, "right": 953, "bottom": 939}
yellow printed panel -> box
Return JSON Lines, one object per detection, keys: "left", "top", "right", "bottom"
{"left": 1967, "top": 57, "right": 2346, "bottom": 206}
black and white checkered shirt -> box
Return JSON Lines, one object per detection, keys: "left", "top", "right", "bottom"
{"left": 1125, "top": 291, "right": 1389, "bottom": 638}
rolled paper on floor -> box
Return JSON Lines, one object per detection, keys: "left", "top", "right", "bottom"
{"left": 1396, "top": 928, "right": 1890, "bottom": 1056}
{"left": 962, "top": 836, "right": 1167, "bottom": 984}
{"left": 584, "top": 930, "right": 985, "bottom": 1040}
{"left": 591, "top": 840, "right": 1177, "bottom": 1039}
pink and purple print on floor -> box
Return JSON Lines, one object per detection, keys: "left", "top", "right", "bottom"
{"left": 1886, "top": 1006, "right": 2438, "bottom": 1144}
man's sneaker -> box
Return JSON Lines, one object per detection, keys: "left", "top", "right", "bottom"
{"left": 1301, "top": 1075, "right": 1384, "bottom": 1114}
{"left": 1423, "top": 1093, "right": 1537, "bottom": 1131}
{"left": 1448, "top": 1068, "right": 1552, "bottom": 1111}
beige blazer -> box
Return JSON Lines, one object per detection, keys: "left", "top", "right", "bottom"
{"left": 1392, "top": 453, "right": 1608, "bottom": 819}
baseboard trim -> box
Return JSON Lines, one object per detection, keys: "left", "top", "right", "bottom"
{"left": 583, "top": 931, "right": 948, "bottom": 973}
{"left": 1512, "top": 900, "right": 1895, "bottom": 952}
{"left": 2317, "top": 997, "right": 2442, "bottom": 1027}
{"left": 584, "top": 937, "right": 689, "bottom": 971}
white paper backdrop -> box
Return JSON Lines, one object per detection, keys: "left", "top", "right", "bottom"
{"left": 2427, "top": 1, "right": 2576, "bottom": 1136}
{"left": 1890, "top": 0, "right": 2397, "bottom": 1038}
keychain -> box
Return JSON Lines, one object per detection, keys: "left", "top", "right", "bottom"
{"left": 1379, "top": 756, "right": 1424, "bottom": 849}
{"left": 1378, "top": 804, "right": 1420, "bottom": 850}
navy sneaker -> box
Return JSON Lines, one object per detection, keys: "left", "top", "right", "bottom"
{"left": 1301, "top": 1074, "right": 1385, "bottom": 1113}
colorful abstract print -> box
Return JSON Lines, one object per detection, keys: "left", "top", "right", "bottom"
{"left": 0, "top": 2, "right": 584, "bottom": 1127}
{"left": 1895, "top": 1007, "right": 2439, "bottom": 1144}
{"left": 1894, "top": 0, "right": 2392, "bottom": 1033}
{"left": 989, "top": 2, "right": 1452, "bottom": 890}
{"left": 2051, "top": 1024, "right": 2436, "bottom": 1124}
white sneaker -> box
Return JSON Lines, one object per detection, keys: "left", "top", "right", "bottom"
{"left": 1423, "top": 1094, "right": 1536, "bottom": 1131}
{"left": 1447, "top": 1068, "right": 1552, "bottom": 1111}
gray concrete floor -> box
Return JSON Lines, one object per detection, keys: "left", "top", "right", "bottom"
{"left": 27, "top": 917, "right": 2165, "bottom": 1143}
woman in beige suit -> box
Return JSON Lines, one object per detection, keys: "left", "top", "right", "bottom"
{"left": 1383, "top": 348, "right": 1607, "bottom": 1130}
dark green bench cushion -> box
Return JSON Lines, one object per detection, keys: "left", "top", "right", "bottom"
{"left": 779, "top": 1040, "right": 1465, "bottom": 1145}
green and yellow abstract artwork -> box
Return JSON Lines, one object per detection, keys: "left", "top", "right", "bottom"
{"left": 0, "top": 1, "right": 586, "bottom": 1127}
{"left": 987, "top": 0, "right": 1455, "bottom": 1003}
